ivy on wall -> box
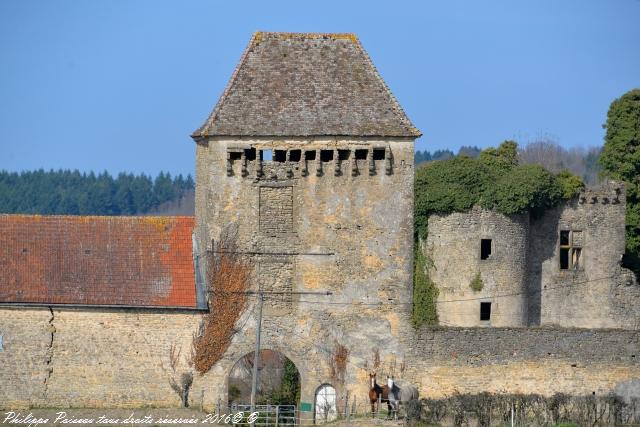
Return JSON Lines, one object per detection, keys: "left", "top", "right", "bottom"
{"left": 412, "top": 141, "right": 584, "bottom": 327}
{"left": 412, "top": 244, "right": 439, "bottom": 327}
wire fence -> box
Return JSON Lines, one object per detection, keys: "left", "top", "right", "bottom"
{"left": 224, "top": 393, "right": 640, "bottom": 426}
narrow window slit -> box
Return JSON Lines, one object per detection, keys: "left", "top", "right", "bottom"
{"left": 480, "top": 239, "right": 492, "bottom": 260}
{"left": 480, "top": 302, "right": 491, "bottom": 321}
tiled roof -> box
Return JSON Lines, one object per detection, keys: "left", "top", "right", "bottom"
{"left": 192, "top": 32, "right": 421, "bottom": 138}
{"left": 0, "top": 215, "right": 198, "bottom": 308}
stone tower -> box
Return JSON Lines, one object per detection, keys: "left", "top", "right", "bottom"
{"left": 191, "top": 32, "right": 420, "bottom": 410}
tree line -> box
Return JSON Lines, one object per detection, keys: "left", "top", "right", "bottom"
{"left": 0, "top": 169, "right": 194, "bottom": 215}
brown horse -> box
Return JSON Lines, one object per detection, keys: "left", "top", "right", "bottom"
{"left": 368, "top": 372, "right": 395, "bottom": 417}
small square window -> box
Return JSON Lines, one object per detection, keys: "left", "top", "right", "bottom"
{"left": 560, "top": 230, "right": 570, "bottom": 246}
{"left": 320, "top": 150, "right": 334, "bottom": 162}
{"left": 480, "top": 302, "right": 491, "bottom": 321}
{"left": 355, "top": 149, "right": 368, "bottom": 160}
{"left": 245, "top": 148, "right": 256, "bottom": 161}
{"left": 289, "top": 150, "right": 301, "bottom": 162}
{"left": 274, "top": 150, "right": 287, "bottom": 162}
{"left": 261, "top": 150, "right": 273, "bottom": 161}
{"left": 305, "top": 150, "right": 316, "bottom": 161}
{"left": 229, "top": 151, "right": 242, "bottom": 161}
{"left": 480, "top": 239, "right": 492, "bottom": 260}
{"left": 338, "top": 150, "right": 351, "bottom": 161}
{"left": 373, "top": 149, "right": 385, "bottom": 160}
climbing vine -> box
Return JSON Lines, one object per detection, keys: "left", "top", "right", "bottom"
{"left": 192, "top": 227, "right": 252, "bottom": 374}
{"left": 412, "top": 242, "right": 439, "bottom": 327}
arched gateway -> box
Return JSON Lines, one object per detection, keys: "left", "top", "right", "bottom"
{"left": 190, "top": 32, "right": 418, "bottom": 418}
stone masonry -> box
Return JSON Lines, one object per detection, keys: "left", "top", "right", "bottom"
{"left": 1, "top": 32, "right": 639, "bottom": 411}
{"left": 426, "top": 182, "right": 640, "bottom": 329}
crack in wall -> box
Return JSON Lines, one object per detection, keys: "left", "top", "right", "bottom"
{"left": 43, "top": 307, "right": 56, "bottom": 397}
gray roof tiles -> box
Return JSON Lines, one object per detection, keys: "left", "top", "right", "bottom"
{"left": 192, "top": 32, "right": 421, "bottom": 138}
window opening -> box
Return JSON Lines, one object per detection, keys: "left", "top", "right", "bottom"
{"left": 338, "top": 150, "right": 350, "bottom": 161}
{"left": 289, "top": 149, "right": 301, "bottom": 162}
{"left": 262, "top": 150, "right": 273, "bottom": 161}
{"left": 355, "top": 149, "right": 368, "bottom": 160}
{"left": 320, "top": 150, "right": 334, "bottom": 162}
{"left": 229, "top": 151, "right": 242, "bottom": 161}
{"left": 245, "top": 148, "right": 256, "bottom": 161}
{"left": 480, "top": 302, "right": 491, "bottom": 321}
{"left": 480, "top": 239, "right": 492, "bottom": 260}
{"left": 305, "top": 150, "right": 316, "bottom": 161}
{"left": 274, "top": 150, "right": 287, "bottom": 162}
{"left": 372, "top": 149, "right": 385, "bottom": 160}
{"left": 560, "top": 230, "right": 582, "bottom": 270}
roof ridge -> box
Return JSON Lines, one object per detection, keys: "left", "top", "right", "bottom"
{"left": 252, "top": 32, "right": 359, "bottom": 43}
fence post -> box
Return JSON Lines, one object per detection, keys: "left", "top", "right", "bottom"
{"left": 275, "top": 405, "right": 279, "bottom": 427}
{"left": 344, "top": 393, "right": 349, "bottom": 420}
{"left": 377, "top": 395, "right": 382, "bottom": 418}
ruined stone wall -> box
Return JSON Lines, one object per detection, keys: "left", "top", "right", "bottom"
{"left": 402, "top": 326, "right": 640, "bottom": 398}
{"left": 426, "top": 207, "right": 530, "bottom": 327}
{"left": 529, "top": 182, "right": 640, "bottom": 329}
{"left": 425, "top": 182, "right": 639, "bottom": 330}
{"left": 194, "top": 136, "right": 416, "bottom": 409}
{"left": 0, "top": 307, "right": 202, "bottom": 409}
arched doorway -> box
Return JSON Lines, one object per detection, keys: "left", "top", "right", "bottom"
{"left": 314, "top": 384, "right": 337, "bottom": 424}
{"left": 228, "top": 349, "right": 301, "bottom": 406}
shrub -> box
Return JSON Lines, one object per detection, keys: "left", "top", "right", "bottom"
{"left": 481, "top": 164, "right": 563, "bottom": 217}
{"left": 469, "top": 273, "right": 483, "bottom": 292}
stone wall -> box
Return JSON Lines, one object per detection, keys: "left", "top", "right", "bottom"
{"left": 402, "top": 326, "right": 640, "bottom": 398}
{"left": 530, "top": 182, "right": 640, "bottom": 329}
{"left": 425, "top": 182, "right": 640, "bottom": 329}
{"left": 194, "top": 136, "right": 416, "bottom": 409}
{"left": 426, "top": 207, "right": 530, "bottom": 327}
{"left": 2, "top": 307, "right": 639, "bottom": 409}
{"left": 0, "top": 307, "right": 202, "bottom": 409}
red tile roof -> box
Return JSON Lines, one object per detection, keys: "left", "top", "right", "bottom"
{"left": 0, "top": 215, "right": 199, "bottom": 308}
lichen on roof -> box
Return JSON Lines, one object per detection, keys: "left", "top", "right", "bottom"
{"left": 192, "top": 31, "right": 421, "bottom": 138}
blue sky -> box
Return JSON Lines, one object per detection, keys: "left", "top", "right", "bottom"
{"left": 1, "top": 0, "right": 638, "bottom": 177}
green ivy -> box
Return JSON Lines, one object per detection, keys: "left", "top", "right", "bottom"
{"left": 413, "top": 141, "right": 585, "bottom": 327}
{"left": 412, "top": 244, "right": 439, "bottom": 327}
{"left": 469, "top": 273, "right": 483, "bottom": 292}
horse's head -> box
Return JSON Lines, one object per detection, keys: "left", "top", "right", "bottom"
{"left": 369, "top": 372, "right": 377, "bottom": 389}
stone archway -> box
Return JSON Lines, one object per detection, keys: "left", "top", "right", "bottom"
{"left": 227, "top": 348, "right": 301, "bottom": 407}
